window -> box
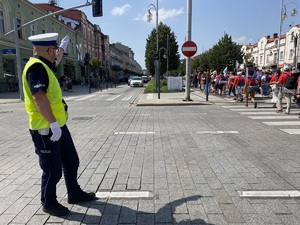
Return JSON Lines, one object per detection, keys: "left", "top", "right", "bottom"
{"left": 41, "top": 24, "right": 46, "bottom": 33}
{"left": 291, "top": 32, "right": 295, "bottom": 41}
{"left": 30, "top": 23, "right": 35, "bottom": 36}
{"left": 255, "top": 57, "right": 258, "bottom": 64}
{"left": 17, "top": 17, "right": 23, "bottom": 39}
{"left": 280, "top": 51, "right": 283, "bottom": 60}
{"left": 260, "top": 55, "right": 263, "bottom": 64}
{"left": 260, "top": 42, "right": 263, "bottom": 49}
{"left": 289, "top": 49, "right": 294, "bottom": 59}
{"left": 0, "top": 3, "right": 5, "bottom": 33}
{"left": 274, "top": 53, "right": 278, "bottom": 63}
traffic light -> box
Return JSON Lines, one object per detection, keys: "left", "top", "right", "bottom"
{"left": 92, "top": 0, "right": 103, "bottom": 17}
{"left": 84, "top": 53, "right": 90, "bottom": 66}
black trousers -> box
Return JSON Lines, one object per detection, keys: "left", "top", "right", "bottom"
{"left": 30, "top": 125, "right": 81, "bottom": 207}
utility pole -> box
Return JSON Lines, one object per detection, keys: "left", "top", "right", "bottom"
{"left": 185, "top": 0, "right": 192, "bottom": 101}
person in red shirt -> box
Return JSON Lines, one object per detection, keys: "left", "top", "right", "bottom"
{"left": 275, "top": 66, "right": 293, "bottom": 114}
{"left": 244, "top": 75, "right": 258, "bottom": 108}
{"left": 227, "top": 72, "right": 235, "bottom": 98}
{"left": 233, "top": 71, "right": 245, "bottom": 102}
{"left": 269, "top": 69, "right": 281, "bottom": 108}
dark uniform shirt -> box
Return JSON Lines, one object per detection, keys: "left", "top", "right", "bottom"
{"left": 26, "top": 56, "right": 56, "bottom": 95}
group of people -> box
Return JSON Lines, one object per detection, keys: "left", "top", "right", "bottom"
{"left": 193, "top": 66, "right": 300, "bottom": 112}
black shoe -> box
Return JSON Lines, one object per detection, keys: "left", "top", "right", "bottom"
{"left": 68, "top": 191, "right": 96, "bottom": 204}
{"left": 42, "top": 203, "right": 69, "bottom": 216}
{"left": 254, "top": 102, "right": 257, "bottom": 108}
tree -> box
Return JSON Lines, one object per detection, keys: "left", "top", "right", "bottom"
{"left": 209, "top": 33, "right": 244, "bottom": 71}
{"left": 89, "top": 57, "right": 101, "bottom": 77}
{"left": 145, "top": 22, "right": 180, "bottom": 76}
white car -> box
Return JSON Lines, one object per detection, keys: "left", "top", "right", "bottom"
{"left": 130, "top": 77, "right": 144, "bottom": 87}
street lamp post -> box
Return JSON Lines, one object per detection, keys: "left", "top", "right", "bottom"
{"left": 277, "top": 0, "right": 298, "bottom": 69}
{"left": 293, "top": 33, "right": 298, "bottom": 71}
{"left": 159, "top": 47, "right": 168, "bottom": 76}
{"left": 147, "top": 0, "right": 160, "bottom": 99}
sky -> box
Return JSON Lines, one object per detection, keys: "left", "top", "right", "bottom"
{"left": 28, "top": 0, "right": 300, "bottom": 69}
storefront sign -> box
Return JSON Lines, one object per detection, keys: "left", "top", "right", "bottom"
{"left": 3, "top": 49, "right": 16, "bottom": 55}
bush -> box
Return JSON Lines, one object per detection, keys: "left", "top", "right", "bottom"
{"left": 144, "top": 78, "right": 184, "bottom": 93}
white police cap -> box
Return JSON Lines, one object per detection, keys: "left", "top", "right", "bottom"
{"left": 28, "top": 33, "right": 58, "bottom": 46}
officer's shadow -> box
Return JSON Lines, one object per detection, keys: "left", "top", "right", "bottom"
{"left": 63, "top": 194, "right": 215, "bottom": 225}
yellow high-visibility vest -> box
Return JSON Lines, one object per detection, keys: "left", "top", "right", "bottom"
{"left": 22, "top": 57, "right": 67, "bottom": 130}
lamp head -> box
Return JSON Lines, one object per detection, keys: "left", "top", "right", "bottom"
{"left": 282, "top": 12, "right": 288, "bottom": 20}
{"left": 147, "top": 10, "right": 153, "bottom": 23}
{"left": 291, "top": 8, "right": 297, "bottom": 16}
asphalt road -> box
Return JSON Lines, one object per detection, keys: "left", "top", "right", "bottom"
{"left": 1, "top": 84, "right": 300, "bottom": 224}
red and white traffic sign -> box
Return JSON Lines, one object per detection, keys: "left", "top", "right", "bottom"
{"left": 181, "top": 41, "right": 197, "bottom": 57}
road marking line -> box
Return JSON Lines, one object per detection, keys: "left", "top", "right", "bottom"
{"left": 229, "top": 108, "right": 276, "bottom": 111}
{"left": 106, "top": 95, "right": 121, "bottom": 101}
{"left": 280, "top": 129, "right": 300, "bottom": 134}
{"left": 238, "top": 190, "right": 300, "bottom": 198}
{"left": 239, "top": 111, "right": 278, "bottom": 115}
{"left": 96, "top": 191, "right": 153, "bottom": 198}
{"left": 63, "top": 96, "right": 79, "bottom": 101}
{"left": 114, "top": 131, "right": 155, "bottom": 134}
{"left": 248, "top": 115, "right": 299, "bottom": 120}
{"left": 122, "top": 95, "right": 133, "bottom": 101}
{"left": 197, "top": 131, "right": 239, "bottom": 134}
{"left": 90, "top": 95, "right": 106, "bottom": 101}
{"left": 75, "top": 94, "right": 98, "bottom": 101}
{"left": 263, "top": 121, "right": 300, "bottom": 126}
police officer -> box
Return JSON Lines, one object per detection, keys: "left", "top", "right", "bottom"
{"left": 22, "top": 33, "right": 96, "bottom": 216}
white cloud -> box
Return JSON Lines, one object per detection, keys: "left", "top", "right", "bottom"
{"left": 135, "top": 8, "right": 184, "bottom": 23}
{"left": 111, "top": 4, "right": 132, "bottom": 16}
{"left": 233, "top": 36, "right": 253, "bottom": 45}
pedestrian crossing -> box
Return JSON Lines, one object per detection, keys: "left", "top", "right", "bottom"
{"left": 222, "top": 103, "right": 300, "bottom": 135}
{"left": 63, "top": 93, "right": 134, "bottom": 102}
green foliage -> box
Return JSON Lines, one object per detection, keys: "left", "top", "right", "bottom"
{"left": 190, "top": 33, "right": 244, "bottom": 73}
{"left": 144, "top": 77, "right": 183, "bottom": 93}
{"left": 89, "top": 57, "right": 101, "bottom": 72}
{"left": 145, "top": 22, "right": 180, "bottom": 77}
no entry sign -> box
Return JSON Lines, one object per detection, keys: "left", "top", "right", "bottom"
{"left": 181, "top": 41, "right": 197, "bottom": 57}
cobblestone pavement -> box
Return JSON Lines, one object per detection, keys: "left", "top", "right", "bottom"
{"left": 1, "top": 85, "right": 300, "bottom": 224}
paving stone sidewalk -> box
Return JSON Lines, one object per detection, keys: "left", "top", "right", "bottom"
{"left": 1, "top": 85, "right": 300, "bottom": 224}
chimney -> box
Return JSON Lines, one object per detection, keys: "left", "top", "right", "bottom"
{"left": 48, "top": 0, "right": 57, "bottom": 6}
{"left": 273, "top": 33, "right": 278, "bottom": 38}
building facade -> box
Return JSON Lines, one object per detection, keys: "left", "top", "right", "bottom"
{"left": 242, "top": 25, "right": 300, "bottom": 70}
{"left": 0, "top": 0, "right": 84, "bottom": 92}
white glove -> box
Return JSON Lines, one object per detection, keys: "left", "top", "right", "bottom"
{"left": 59, "top": 35, "right": 70, "bottom": 52}
{"left": 50, "top": 121, "right": 62, "bottom": 142}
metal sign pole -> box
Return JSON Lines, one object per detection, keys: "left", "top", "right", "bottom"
{"left": 14, "top": 18, "right": 23, "bottom": 100}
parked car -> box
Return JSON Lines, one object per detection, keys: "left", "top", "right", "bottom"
{"left": 130, "top": 77, "right": 144, "bottom": 87}
{"left": 128, "top": 76, "right": 135, "bottom": 85}
{"left": 141, "top": 76, "right": 150, "bottom": 83}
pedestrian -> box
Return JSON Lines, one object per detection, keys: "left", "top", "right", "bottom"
{"left": 244, "top": 74, "right": 258, "bottom": 108}
{"left": 203, "top": 71, "right": 211, "bottom": 95}
{"left": 22, "top": 33, "right": 96, "bottom": 217}
{"left": 276, "top": 66, "right": 293, "bottom": 114}
{"left": 227, "top": 71, "right": 235, "bottom": 98}
{"left": 270, "top": 69, "right": 281, "bottom": 108}
{"left": 233, "top": 71, "right": 245, "bottom": 102}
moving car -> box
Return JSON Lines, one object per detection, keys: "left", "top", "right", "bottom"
{"left": 130, "top": 77, "right": 144, "bottom": 87}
